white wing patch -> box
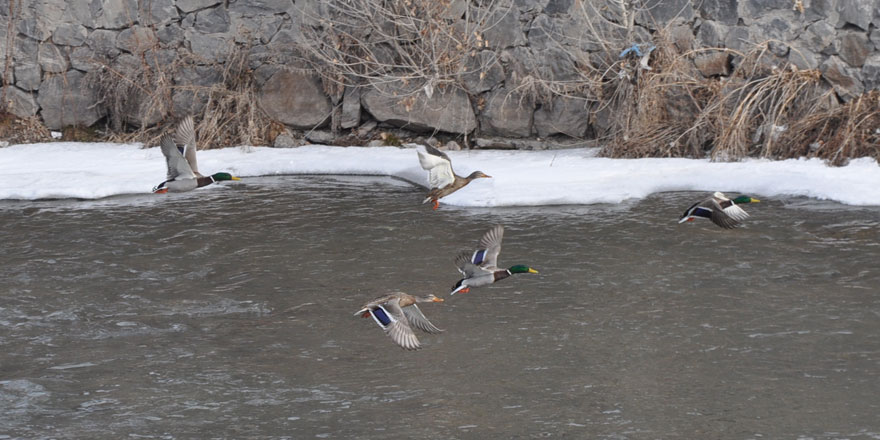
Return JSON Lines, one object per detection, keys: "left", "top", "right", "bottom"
{"left": 417, "top": 147, "right": 455, "bottom": 189}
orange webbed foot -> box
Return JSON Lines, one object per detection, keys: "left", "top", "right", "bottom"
{"left": 432, "top": 200, "right": 440, "bottom": 210}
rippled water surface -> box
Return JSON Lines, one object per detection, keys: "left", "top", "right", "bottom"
{"left": 2, "top": 176, "right": 880, "bottom": 439}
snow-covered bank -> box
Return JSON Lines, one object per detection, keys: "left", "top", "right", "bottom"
{"left": 1, "top": 142, "right": 878, "bottom": 206}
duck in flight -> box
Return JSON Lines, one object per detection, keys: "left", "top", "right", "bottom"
{"left": 417, "top": 144, "right": 490, "bottom": 210}
{"left": 152, "top": 116, "right": 240, "bottom": 193}
{"left": 355, "top": 292, "right": 445, "bottom": 350}
{"left": 679, "top": 191, "right": 760, "bottom": 229}
{"left": 451, "top": 225, "right": 538, "bottom": 295}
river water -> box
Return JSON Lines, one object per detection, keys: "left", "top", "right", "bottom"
{"left": 1, "top": 175, "right": 879, "bottom": 439}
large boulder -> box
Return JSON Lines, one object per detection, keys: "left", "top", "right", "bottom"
{"left": 259, "top": 69, "right": 332, "bottom": 129}
{"left": 1, "top": 86, "right": 39, "bottom": 118}
{"left": 362, "top": 84, "right": 476, "bottom": 134}
{"left": 479, "top": 87, "right": 533, "bottom": 137}
{"left": 533, "top": 95, "right": 589, "bottom": 138}
{"left": 821, "top": 56, "right": 865, "bottom": 101}
{"left": 835, "top": 31, "right": 870, "bottom": 68}
{"left": 95, "top": 0, "right": 139, "bottom": 29}
{"left": 459, "top": 50, "right": 504, "bottom": 94}
{"left": 37, "top": 70, "right": 106, "bottom": 129}
{"left": 636, "top": 0, "right": 695, "bottom": 29}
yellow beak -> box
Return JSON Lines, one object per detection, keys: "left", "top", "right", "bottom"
{"left": 432, "top": 297, "right": 445, "bottom": 302}
{"left": 231, "top": 176, "right": 241, "bottom": 181}
{"left": 528, "top": 268, "right": 539, "bottom": 274}
{"left": 751, "top": 198, "right": 760, "bottom": 203}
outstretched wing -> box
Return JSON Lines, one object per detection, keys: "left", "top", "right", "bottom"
{"left": 402, "top": 304, "right": 443, "bottom": 334}
{"left": 159, "top": 134, "right": 195, "bottom": 181}
{"left": 455, "top": 251, "right": 492, "bottom": 278}
{"left": 707, "top": 199, "right": 741, "bottom": 229}
{"left": 474, "top": 225, "right": 504, "bottom": 268}
{"left": 174, "top": 116, "right": 202, "bottom": 177}
{"left": 384, "top": 302, "right": 421, "bottom": 350}
{"left": 417, "top": 144, "right": 455, "bottom": 189}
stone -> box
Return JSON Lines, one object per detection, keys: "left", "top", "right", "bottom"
{"left": 696, "top": 20, "right": 728, "bottom": 48}
{"left": 39, "top": 43, "right": 68, "bottom": 73}
{"left": 37, "top": 70, "right": 106, "bottom": 129}
{"left": 737, "top": 0, "right": 797, "bottom": 24}
{"left": 862, "top": 54, "right": 880, "bottom": 91}
{"left": 479, "top": 88, "right": 533, "bottom": 137}
{"left": 834, "top": 0, "right": 873, "bottom": 31}
{"left": 439, "top": 0, "right": 467, "bottom": 19}
{"left": 194, "top": 7, "right": 230, "bottom": 34}
{"left": 835, "top": 32, "right": 870, "bottom": 68}
{"left": 356, "top": 120, "right": 378, "bottom": 137}
{"left": 636, "top": 0, "right": 695, "bottom": 29}
{"left": 533, "top": 95, "right": 589, "bottom": 138}
{"left": 723, "top": 26, "right": 751, "bottom": 52}
{"left": 69, "top": 46, "right": 107, "bottom": 71}
{"left": 95, "top": 0, "right": 139, "bottom": 29}
{"left": 444, "top": 140, "right": 462, "bottom": 151}
{"left": 801, "top": 20, "right": 836, "bottom": 54}
{"left": 459, "top": 50, "right": 505, "bottom": 94}
{"left": 116, "top": 26, "right": 158, "bottom": 54}
{"left": 1, "top": 86, "right": 39, "bottom": 118}
{"left": 362, "top": 84, "right": 476, "bottom": 134}
{"left": 544, "top": 0, "right": 573, "bottom": 15}
{"left": 304, "top": 130, "right": 336, "bottom": 144}
{"left": 273, "top": 132, "right": 305, "bottom": 148}
{"left": 871, "top": 29, "right": 880, "bottom": 50}
{"left": 698, "top": 0, "right": 738, "bottom": 25}
{"left": 787, "top": 43, "right": 820, "bottom": 70}
{"left": 341, "top": 87, "right": 361, "bottom": 129}
{"left": 53, "top": 24, "right": 88, "bottom": 47}
{"left": 228, "top": 13, "right": 284, "bottom": 44}
{"left": 821, "top": 56, "right": 865, "bottom": 101}
{"left": 259, "top": 69, "right": 332, "bottom": 129}
{"left": 482, "top": 7, "right": 526, "bottom": 49}
{"left": 177, "top": 0, "right": 222, "bottom": 14}
{"left": 139, "top": 0, "right": 178, "bottom": 25}
{"left": 87, "top": 30, "right": 121, "bottom": 58}
{"left": 172, "top": 65, "right": 224, "bottom": 116}
{"left": 14, "top": 63, "right": 41, "bottom": 91}
{"left": 14, "top": 37, "right": 39, "bottom": 63}
{"left": 63, "top": 0, "right": 96, "bottom": 28}
{"left": 187, "top": 32, "right": 232, "bottom": 63}
{"left": 667, "top": 23, "right": 695, "bottom": 52}
{"left": 694, "top": 51, "right": 732, "bottom": 77}
{"left": 228, "top": 0, "right": 293, "bottom": 14}
{"left": 156, "top": 24, "right": 185, "bottom": 47}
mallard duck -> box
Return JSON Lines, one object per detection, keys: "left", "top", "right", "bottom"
{"left": 354, "top": 292, "right": 445, "bottom": 350}
{"left": 417, "top": 144, "right": 490, "bottom": 210}
{"left": 679, "top": 192, "right": 761, "bottom": 229}
{"left": 451, "top": 225, "right": 538, "bottom": 295}
{"left": 152, "top": 116, "right": 240, "bottom": 193}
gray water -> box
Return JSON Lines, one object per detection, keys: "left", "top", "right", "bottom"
{"left": 1, "top": 175, "right": 879, "bottom": 439}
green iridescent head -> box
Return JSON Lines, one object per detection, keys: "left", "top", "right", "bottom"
{"left": 732, "top": 196, "right": 760, "bottom": 204}
{"left": 211, "top": 172, "right": 241, "bottom": 182}
{"left": 509, "top": 265, "right": 539, "bottom": 274}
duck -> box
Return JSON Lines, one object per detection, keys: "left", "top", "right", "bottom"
{"left": 451, "top": 225, "right": 538, "bottom": 295}
{"left": 417, "top": 144, "right": 491, "bottom": 210}
{"left": 354, "top": 292, "right": 445, "bottom": 350}
{"left": 152, "top": 116, "right": 240, "bottom": 193}
{"left": 678, "top": 191, "right": 761, "bottom": 229}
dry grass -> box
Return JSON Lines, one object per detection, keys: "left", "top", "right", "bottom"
{"left": 83, "top": 43, "right": 278, "bottom": 149}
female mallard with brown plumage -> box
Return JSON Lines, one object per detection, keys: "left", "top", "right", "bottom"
{"left": 451, "top": 225, "right": 538, "bottom": 295}
{"left": 152, "top": 116, "right": 240, "bottom": 193}
{"left": 417, "top": 144, "right": 490, "bottom": 210}
{"left": 679, "top": 191, "right": 760, "bottom": 229}
{"left": 354, "top": 292, "right": 444, "bottom": 350}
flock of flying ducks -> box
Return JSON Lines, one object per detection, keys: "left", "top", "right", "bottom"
{"left": 151, "top": 117, "right": 762, "bottom": 350}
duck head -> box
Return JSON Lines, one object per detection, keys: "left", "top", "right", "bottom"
{"left": 211, "top": 172, "right": 241, "bottom": 182}
{"left": 732, "top": 195, "right": 760, "bottom": 204}
{"left": 466, "top": 171, "right": 491, "bottom": 180}
{"left": 509, "top": 265, "right": 539, "bottom": 274}
{"left": 450, "top": 279, "right": 469, "bottom": 295}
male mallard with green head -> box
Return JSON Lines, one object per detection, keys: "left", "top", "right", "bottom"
{"left": 355, "top": 292, "right": 445, "bottom": 350}
{"left": 451, "top": 225, "right": 538, "bottom": 295}
{"left": 417, "top": 144, "right": 490, "bottom": 210}
{"left": 679, "top": 191, "right": 760, "bottom": 229}
{"left": 152, "top": 116, "right": 240, "bottom": 193}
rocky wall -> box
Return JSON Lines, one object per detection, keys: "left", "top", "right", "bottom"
{"left": 0, "top": 0, "right": 877, "bottom": 141}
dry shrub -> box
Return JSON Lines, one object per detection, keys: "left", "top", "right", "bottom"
{"left": 781, "top": 90, "right": 880, "bottom": 165}
{"left": 84, "top": 43, "right": 277, "bottom": 149}
{"left": 0, "top": 112, "right": 52, "bottom": 144}
{"left": 599, "top": 29, "right": 714, "bottom": 158}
